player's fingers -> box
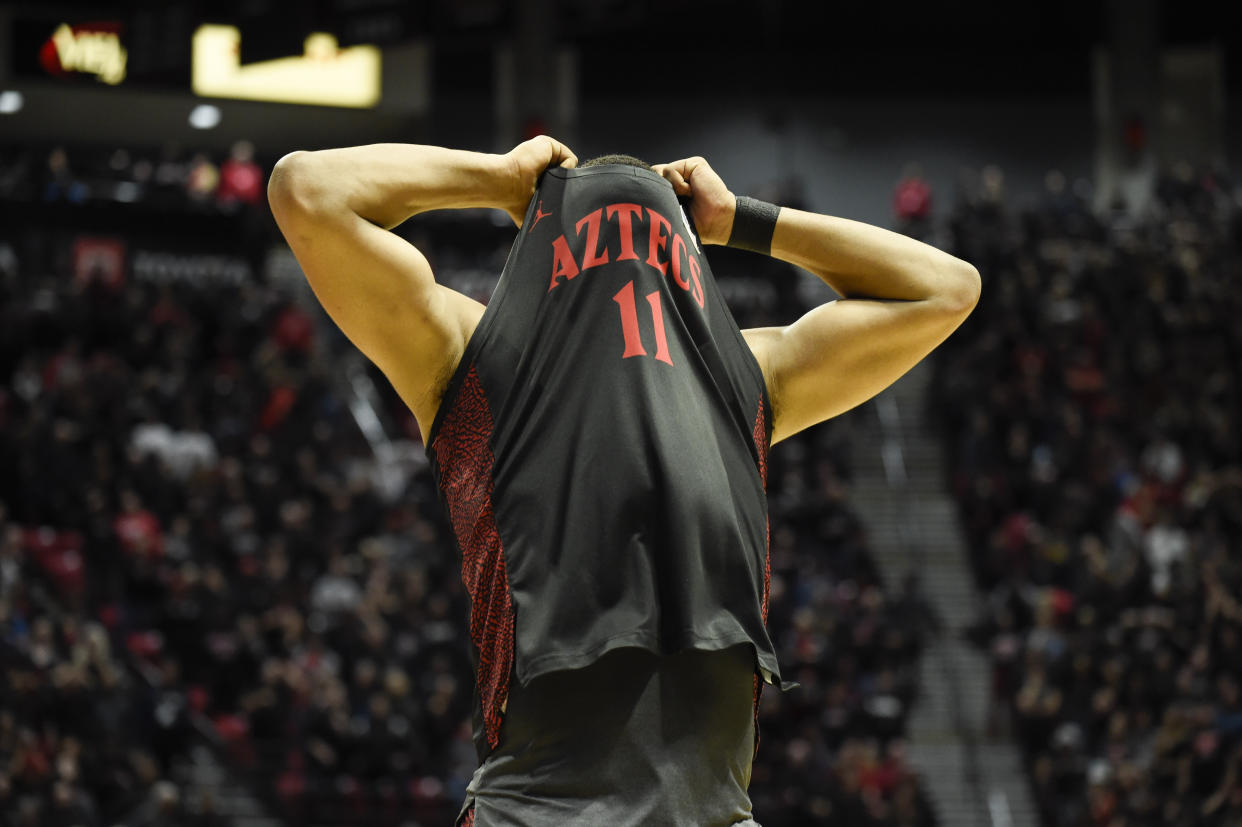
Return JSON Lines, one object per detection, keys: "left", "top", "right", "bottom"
{"left": 653, "top": 162, "right": 691, "bottom": 195}
{"left": 528, "top": 135, "right": 576, "bottom": 170}
{"left": 680, "top": 156, "right": 709, "bottom": 183}
{"left": 549, "top": 137, "right": 577, "bottom": 168}
{"left": 656, "top": 159, "right": 691, "bottom": 178}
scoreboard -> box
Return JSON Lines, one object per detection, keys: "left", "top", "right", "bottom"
{"left": 6, "top": 5, "right": 407, "bottom": 108}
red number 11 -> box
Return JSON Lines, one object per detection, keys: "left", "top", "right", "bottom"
{"left": 612, "top": 280, "right": 673, "bottom": 365}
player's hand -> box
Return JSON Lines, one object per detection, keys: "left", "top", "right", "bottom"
{"left": 653, "top": 156, "right": 736, "bottom": 246}
{"left": 502, "top": 135, "right": 577, "bottom": 226}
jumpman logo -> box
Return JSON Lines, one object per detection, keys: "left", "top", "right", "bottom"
{"left": 529, "top": 200, "right": 553, "bottom": 233}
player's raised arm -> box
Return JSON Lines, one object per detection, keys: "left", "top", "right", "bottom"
{"left": 655, "top": 156, "right": 979, "bottom": 445}
{"left": 267, "top": 136, "right": 577, "bottom": 437}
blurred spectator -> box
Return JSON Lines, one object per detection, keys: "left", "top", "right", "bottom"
{"left": 186, "top": 154, "right": 220, "bottom": 205}
{"left": 0, "top": 148, "right": 35, "bottom": 200}
{"left": 270, "top": 302, "right": 315, "bottom": 356}
{"left": 218, "top": 141, "right": 264, "bottom": 209}
{"left": 128, "top": 779, "right": 184, "bottom": 827}
{"left": 131, "top": 421, "right": 219, "bottom": 481}
{"left": 152, "top": 143, "right": 190, "bottom": 207}
{"left": 894, "top": 162, "right": 933, "bottom": 240}
{"left": 43, "top": 147, "right": 87, "bottom": 204}
{"left": 113, "top": 490, "right": 165, "bottom": 560}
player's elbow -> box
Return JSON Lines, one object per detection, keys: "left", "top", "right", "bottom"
{"left": 268, "top": 151, "right": 330, "bottom": 221}
{"left": 941, "top": 259, "right": 981, "bottom": 317}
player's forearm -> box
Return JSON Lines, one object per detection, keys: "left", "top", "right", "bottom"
{"left": 268, "top": 144, "right": 517, "bottom": 230}
{"left": 768, "top": 206, "right": 980, "bottom": 309}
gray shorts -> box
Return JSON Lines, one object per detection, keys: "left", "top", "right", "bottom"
{"left": 460, "top": 644, "right": 761, "bottom": 827}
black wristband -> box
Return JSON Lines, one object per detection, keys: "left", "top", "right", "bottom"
{"left": 727, "top": 196, "right": 781, "bottom": 255}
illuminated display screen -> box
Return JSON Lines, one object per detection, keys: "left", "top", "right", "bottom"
{"left": 192, "top": 25, "right": 381, "bottom": 108}
{"left": 11, "top": 18, "right": 134, "bottom": 86}
{"left": 10, "top": 14, "right": 190, "bottom": 88}
{"left": 8, "top": 14, "right": 383, "bottom": 107}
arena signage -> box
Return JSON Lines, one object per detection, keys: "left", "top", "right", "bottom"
{"left": 39, "top": 23, "right": 127, "bottom": 85}
{"left": 192, "top": 25, "right": 380, "bottom": 107}
{"left": 132, "top": 250, "right": 251, "bottom": 286}
{"left": 73, "top": 237, "right": 127, "bottom": 289}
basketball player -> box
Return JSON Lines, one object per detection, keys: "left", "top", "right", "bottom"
{"left": 268, "top": 135, "right": 979, "bottom": 825}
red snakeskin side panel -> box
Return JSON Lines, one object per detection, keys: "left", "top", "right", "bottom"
{"left": 432, "top": 367, "right": 514, "bottom": 752}
{"left": 751, "top": 396, "right": 772, "bottom": 757}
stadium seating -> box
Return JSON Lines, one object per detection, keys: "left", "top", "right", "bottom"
{"left": 937, "top": 163, "right": 1242, "bottom": 827}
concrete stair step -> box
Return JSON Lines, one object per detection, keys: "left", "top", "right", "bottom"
{"left": 860, "top": 524, "right": 964, "bottom": 547}
{"left": 855, "top": 501, "right": 960, "bottom": 524}
{"left": 855, "top": 495, "right": 960, "bottom": 520}
{"left": 851, "top": 469, "right": 949, "bottom": 491}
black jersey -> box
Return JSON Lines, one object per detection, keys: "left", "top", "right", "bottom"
{"left": 426, "top": 164, "right": 778, "bottom": 760}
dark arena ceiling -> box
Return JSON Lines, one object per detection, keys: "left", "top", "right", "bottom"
{"left": 3, "top": 0, "right": 1236, "bottom": 99}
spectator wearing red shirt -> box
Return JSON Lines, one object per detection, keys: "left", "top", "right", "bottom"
{"left": 894, "top": 162, "right": 932, "bottom": 240}
{"left": 217, "top": 140, "right": 264, "bottom": 209}
{"left": 271, "top": 303, "right": 314, "bottom": 355}
{"left": 113, "top": 489, "right": 164, "bottom": 558}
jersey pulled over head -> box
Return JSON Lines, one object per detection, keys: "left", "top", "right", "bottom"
{"left": 426, "top": 161, "right": 781, "bottom": 760}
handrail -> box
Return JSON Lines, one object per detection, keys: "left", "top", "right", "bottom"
{"left": 343, "top": 356, "right": 415, "bottom": 503}
{"left": 873, "top": 394, "right": 920, "bottom": 580}
{"left": 989, "top": 788, "right": 1015, "bottom": 827}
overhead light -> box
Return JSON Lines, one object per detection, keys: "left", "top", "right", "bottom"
{"left": 188, "top": 103, "right": 221, "bottom": 129}
{"left": 0, "top": 91, "right": 23, "bottom": 114}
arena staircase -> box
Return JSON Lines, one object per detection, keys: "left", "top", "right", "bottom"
{"left": 107, "top": 642, "right": 283, "bottom": 827}
{"left": 851, "top": 360, "right": 1039, "bottom": 827}
{"left": 182, "top": 743, "right": 283, "bottom": 827}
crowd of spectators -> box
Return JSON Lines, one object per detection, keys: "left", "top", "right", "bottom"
{"left": 0, "top": 512, "right": 203, "bottom": 827}
{"left": 1, "top": 142, "right": 937, "bottom": 826}
{"left": 0, "top": 141, "right": 266, "bottom": 213}
{"left": 937, "top": 161, "right": 1242, "bottom": 826}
